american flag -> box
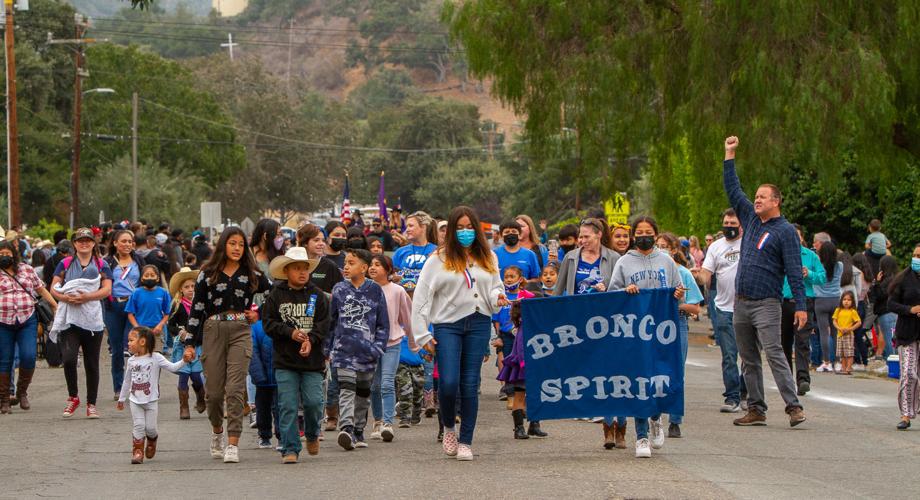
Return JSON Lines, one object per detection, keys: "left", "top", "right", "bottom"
{"left": 341, "top": 174, "right": 351, "bottom": 223}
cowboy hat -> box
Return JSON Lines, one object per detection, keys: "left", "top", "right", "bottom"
{"left": 169, "top": 266, "right": 201, "bottom": 298}
{"left": 269, "top": 246, "right": 319, "bottom": 281}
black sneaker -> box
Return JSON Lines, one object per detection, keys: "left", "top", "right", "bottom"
{"left": 797, "top": 381, "right": 810, "bottom": 396}
{"left": 398, "top": 418, "right": 411, "bottom": 428}
{"left": 437, "top": 428, "right": 444, "bottom": 442}
{"left": 337, "top": 426, "right": 355, "bottom": 451}
{"left": 258, "top": 438, "right": 272, "bottom": 449}
{"left": 668, "top": 423, "right": 682, "bottom": 438}
{"left": 897, "top": 420, "right": 911, "bottom": 430}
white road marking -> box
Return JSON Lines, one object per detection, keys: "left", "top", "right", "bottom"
{"left": 685, "top": 360, "right": 708, "bottom": 368}
{"left": 767, "top": 384, "right": 879, "bottom": 408}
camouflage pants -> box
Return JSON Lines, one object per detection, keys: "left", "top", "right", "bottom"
{"left": 396, "top": 364, "right": 424, "bottom": 421}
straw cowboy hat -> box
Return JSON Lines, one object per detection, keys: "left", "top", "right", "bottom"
{"left": 169, "top": 267, "right": 201, "bottom": 297}
{"left": 269, "top": 246, "right": 319, "bottom": 281}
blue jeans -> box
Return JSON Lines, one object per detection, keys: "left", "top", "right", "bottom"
{"left": 714, "top": 307, "right": 745, "bottom": 404}
{"left": 433, "top": 312, "right": 491, "bottom": 445}
{"left": 423, "top": 356, "right": 434, "bottom": 392}
{"left": 878, "top": 313, "right": 897, "bottom": 358}
{"left": 371, "top": 343, "right": 401, "bottom": 424}
{"left": 810, "top": 333, "right": 822, "bottom": 366}
{"left": 275, "top": 369, "right": 324, "bottom": 456}
{"left": 0, "top": 314, "right": 38, "bottom": 373}
{"left": 104, "top": 300, "right": 133, "bottom": 393}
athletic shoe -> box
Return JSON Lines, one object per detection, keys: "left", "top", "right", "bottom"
{"left": 258, "top": 438, "right": 272, "bottom": 449}
{"left": 668, "top": 423, "right": 682, "bottom": 438}
{"left": 740, "top": 400, "right": 749, "bottom": 411}
{"left": 788, "top": 408, "right": 806, "bottom": 427}
{"left": 834, "top": 362, "right": 842, "bottom": 372}
{"left": 381, "top": 424, "right": 394, "bottom": 442}
{"left": 223, "top": 444, "right": 239, "bottom": 463}
{"left": 817, "top": 363, "right": 831, "bottom": 373}
{"left": 797, "top": 381, "right": 810, "bottom": 396}
{"left": 733, "top": 410, "right": 767, "bottom": 426}
{"left": 650, "top": 420, "right": 665, "bottom": 449}
{"left": 498, "top": 392, "right": 508, "bottom": 401}
{"left": 442, "top": 431, "right": 458, "bottom": 457}
{"left": 86, "top": 404, "right": 100, "bottom": 419}
{"left": 248, "top": 412, "right": 257, "bottom": 428}
{"left": 337, "top": 428, "right": 355, "bottom": 451}
{"left": 210, "top": 432, "right": 225, "bottom": 459}
{"left": 590, "top": 416, "right": 605, "bottom": 423}
{"left": 456, "top": 444, "right": 473, "bottom": 461}
{"left": 62, "top": 397, "right": 80, "bottom": 418}
{"left": 370, "top": 421, "right": 383, "bottom": 440}
{"left": 635, "top": 438, "right": 651, "bottom": 458}
{"left": 354, "top": 430, "right": 368, "bottom": 448}
{"left": 399, "top": 418, "right": 411, "bottom": 428}
{"left": 719, "top": 401, "right": 741, "bottom": 413}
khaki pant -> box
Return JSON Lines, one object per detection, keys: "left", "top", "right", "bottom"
{"left": 201, "top": 319, "right": 252, "bottom": 438}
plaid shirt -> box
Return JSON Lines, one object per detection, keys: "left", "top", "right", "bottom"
{"left": 723, "top": 160, "right": 806, "bottom": 311}
{"left": 0, "top": 263, "right": 44, "bottom": 325}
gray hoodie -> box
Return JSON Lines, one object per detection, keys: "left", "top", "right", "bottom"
{"left": 607, "top": 249, "right": 682, "bottom": 291}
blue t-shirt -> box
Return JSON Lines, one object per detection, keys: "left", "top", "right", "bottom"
{"left": 126, "top": 286, "right": 172, "bottom": 329}
{"left": 392, "top": 243, "right": 437, "bottom": 289}
{"left": 111, "top": 262, "right": 140, "bottom": 299}
{"left": 575, "top": 258, "right": 603, "bottom": 295}
{"left": 399, "top": 336, "right": 423, "bottom": 366}
{"left": 491, "top": 290, "right": 521, "bottom": 332}
{"left": 677, "top": 266, "right": 704, "bottom": 305}
{"left": 495, "top": 246, "right": 541, "bottom": 280}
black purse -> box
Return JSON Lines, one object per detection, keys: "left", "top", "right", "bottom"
{"left": 8, "top": 271, "right": 54, "bottom": 328}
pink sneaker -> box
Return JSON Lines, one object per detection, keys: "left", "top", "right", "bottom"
{"left": 442, "top": 431, "right": 458, "bottom": 457}
{"left": 62, "top": 397, "right": 80, "bottom": 418}
{"left": 86, "top": 404, "right": 100, "bottom": 419}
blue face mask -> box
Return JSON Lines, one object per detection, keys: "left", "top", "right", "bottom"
{"left": 912, "top": 257, "right": 920, "bottom": 273}
{"left": 505, "top": 282, "right": 520, "bottom": 293}
{"left": 456, "top": 229, "right": 476, "bottom": 248}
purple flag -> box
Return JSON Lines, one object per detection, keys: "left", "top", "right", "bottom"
{"left": 378, "top": 171, "right": 388, "bottom": 223}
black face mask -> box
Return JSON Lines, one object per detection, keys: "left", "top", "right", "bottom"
{"left": 635, "top": 236, "right": 656, "bottom": 251}
{"left": 561, "top": 244, "right": 576, "bottom": 253}
{"left": 330, "top": 238, "right": 347, "bottom": 252}
{"left": 141, "top": 279, "right": 158, "bottom": 289}
{"left": 0, "top": 255, "right": 13, "bottom": 269}
{"left": 722, "top": 226, "right": 740, "bottom": 240}
{"left": 503, "top": 234, "right": 520, "bottom": 247}
{"left": 347, "top": 238, "right": 367, "bottom": 250}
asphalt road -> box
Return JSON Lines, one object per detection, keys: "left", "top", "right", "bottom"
{"left": 2, "top": 324, "right": 917, "bottom": 499}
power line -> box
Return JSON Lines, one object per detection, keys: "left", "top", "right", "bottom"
{"left": 86, "top": 28, "right": 462, "bottom": 54}
{"left": 88, "top": 16, "right": 451, "bottom": 36}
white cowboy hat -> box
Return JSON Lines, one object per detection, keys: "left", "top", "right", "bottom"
{"left": 269, "top": 246, "right": 319, "bottom": 281}
{"left": 169, "top": 266, "right": 200, "bottom": 298}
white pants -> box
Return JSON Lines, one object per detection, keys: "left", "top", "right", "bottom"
{"left": 130, "top": 401, "right": 159, "bottom": 440}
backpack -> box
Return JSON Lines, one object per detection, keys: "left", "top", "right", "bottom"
{"left": 59, "top": 255, "right": 106, "bottom": 284}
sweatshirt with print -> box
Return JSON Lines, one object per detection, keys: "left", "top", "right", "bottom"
{"left": 118, "top": 353, "right": 185, "bottom": 405}
{"left": 327, "top": 279, "right": 390, "bottom": 373}
{"left": 263, "top": 281, "right": 331, "bottom": 373}
{"left": 607, "top": 249, "right": 683, "bottom": 291}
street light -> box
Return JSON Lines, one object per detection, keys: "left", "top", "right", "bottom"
{"left": 83, "top": 87, "right": 115, "bottom": 95}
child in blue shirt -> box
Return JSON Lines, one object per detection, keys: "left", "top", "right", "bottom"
{"left": 126, "top": 265, "right": 171, "bottom": 354}
{"left": 327, "top": 249, "right": 389, "bottom": 450}
{"left": 250, "top": 313, "right": 281, "bottom": 450}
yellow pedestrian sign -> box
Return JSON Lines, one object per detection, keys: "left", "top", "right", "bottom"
{"left": 604, "top": 192, "right": 630, "bottom": 226}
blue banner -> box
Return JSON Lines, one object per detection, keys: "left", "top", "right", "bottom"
{"left": 522, "top": 288, "right": 684, "bottom": 420}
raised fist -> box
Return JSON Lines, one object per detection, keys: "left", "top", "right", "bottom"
{"left": 725, "top": 136, "right": 739, "bottom": 152}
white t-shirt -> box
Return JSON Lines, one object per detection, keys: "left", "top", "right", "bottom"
{"left": 701, "top": 237, "right": 742, "bottom": 313}
{"left": 118, "top": 353, "right": 185, "bottom": 405}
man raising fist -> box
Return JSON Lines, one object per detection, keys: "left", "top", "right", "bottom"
{"left": 722, "top": 135, "right": 808, "bottom": 429}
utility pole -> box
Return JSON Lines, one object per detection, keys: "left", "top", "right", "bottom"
{"left": 131, "top": 91, "right": 138, "bottom": 222}
{"left": 70, "top": 15, "right": 86, "bottom": 228}
{"left": 286, "top": 18, "right": 294, "bottom": 92}
{"left": 4, "top": 0, "right": 21, "bottom": 228}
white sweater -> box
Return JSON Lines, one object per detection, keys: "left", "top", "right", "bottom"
{"left": 118, "top": 353, "right": 186, "bottom": 405}
{"left": 411, "top": 250, "right": 504, "bottom": 347}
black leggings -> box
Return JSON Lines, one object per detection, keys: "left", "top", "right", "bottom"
{"left": 60, "top": 326, "right": 104, "bottom": 405}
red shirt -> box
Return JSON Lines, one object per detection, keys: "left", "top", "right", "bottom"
{"left": 0, "top": 263, "right": 44, "bottom": 325}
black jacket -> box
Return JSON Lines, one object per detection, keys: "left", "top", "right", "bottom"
{"left": 263, "top": 281, "right": 330, "bottom": 372}
{"left": 309, "top": 257, "right": 344, "bottom": 294}
{"left": 889, "top": 270, "right": 920, "bottom": 345}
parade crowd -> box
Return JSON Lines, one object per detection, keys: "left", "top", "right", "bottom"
{"left": 1, "top": 137, "right": 919, "bottom": 464}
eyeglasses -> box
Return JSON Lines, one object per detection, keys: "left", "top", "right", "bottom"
{"left": 580, "top": 218, "right": 604, "bottom": 231}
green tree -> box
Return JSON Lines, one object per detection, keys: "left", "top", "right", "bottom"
{"left": 445, "top": 1, "right": 920, "bottom": 235}
{"left": 82, "top": 155, "right": 209, "bottom": 229}
{"left": 415, "top": 159, "right": 512, "bottom": 219}
{"left": 347, "top": 68, "right": 418, "bottom": 119}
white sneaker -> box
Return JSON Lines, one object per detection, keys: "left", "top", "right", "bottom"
{"left": 370, "top": 421, "right": 383, "bottom": 440}
{"left": 635, "top": 438, "right": 651, "bottom": 458}
{"left": 853, "top": 363, "right": 865, "bottom": 371}
{"left": 816, "top": 363, "right": 827, "bottom": 372}
{"left": 834, "top": 362, "right": 842, "bottom": 372}
{"left": 456, "top": 444, "right": 474, "bottom": 461}
{"left": 380, "top": 424, "right": 394, "bottom": 442}
{"left": 223, "top": 444, "right": 239, "bottom": 463}
{"left": 719, "top": 401, "right": 742, "bottom": 413}
{"left": 650, "top": 420, "right": 665, "bottom": 449}
{"left": 248, "top": 412, "right": 257, "bottom": 428}
{"left": 210, "top": 432, "right": 225, "bottom": 459}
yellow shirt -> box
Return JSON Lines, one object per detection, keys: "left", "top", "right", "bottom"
{"left": 832, "top": 307, "right": 861, "bottom": 338}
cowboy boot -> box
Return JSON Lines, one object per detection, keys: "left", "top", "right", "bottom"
{"left": 193, "top": 384, "right": 207, "bottom": 413}
{"left": 15, "top": 369, "right": 34, "bottom": 410}
{"left": 324, "top": 405, "right": 339, "bottom": 432}
{"left": 132, "top": 438, "right": 145, "bottom": 464}
{"left": 602, "top": 422, "right": 615, "bottom": 449}
{"left": 0, "top": 373, "right": 11, "bottom": 414}
{"left": 145, "top": 435, "right": 158, "bottom": 459}
{"left": 178, "top": 389, "right": 191, "bottom": 420}
{"left": 614, "top": 420, "right": 627, "bottom": 449}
